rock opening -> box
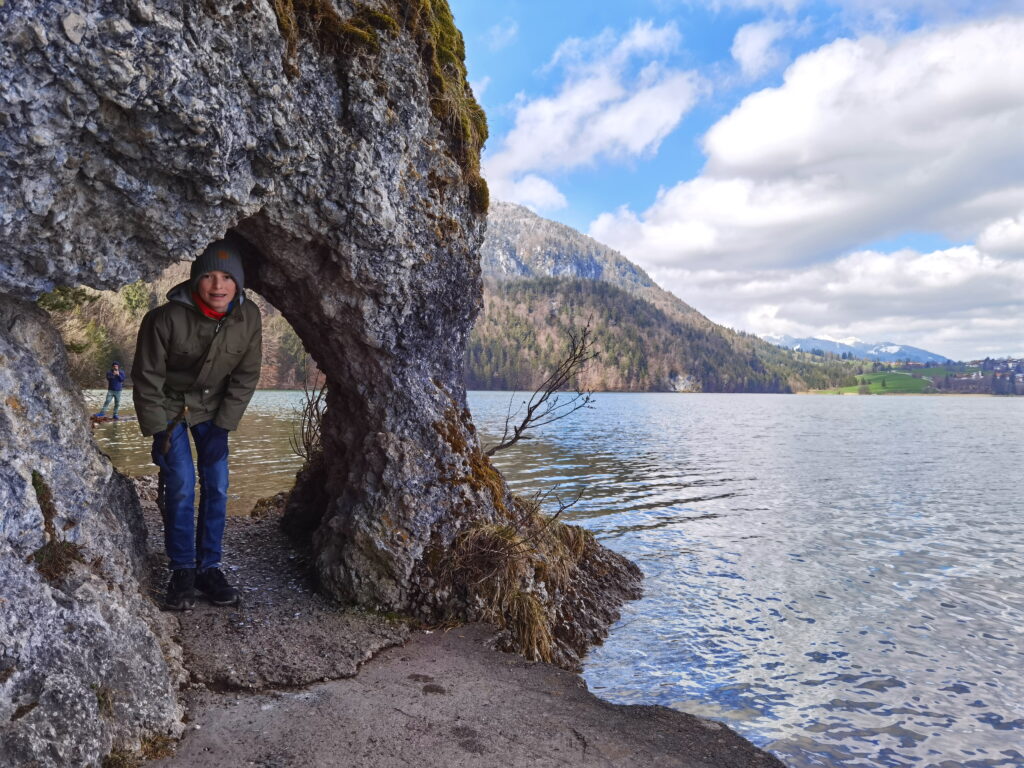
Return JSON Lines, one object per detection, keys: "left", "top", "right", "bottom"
{"left": 1, "top": 3, "right": 641, "bottom": 762}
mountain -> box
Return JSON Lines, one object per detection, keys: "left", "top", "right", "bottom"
{"left": 764, "top": 334, "right": 951, "bottom": 364}
{"left": 481, "top": 201, "right": 712, "bottom": 326}
{"left": 468, "top": 202, "right": 858, "bottom": 393}
{"left": 482, "top": 202, "right": 664, "bottom": 294}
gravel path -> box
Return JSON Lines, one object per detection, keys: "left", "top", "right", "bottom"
{"left": 138, "top": 484, "right": 409, "bottom": 691}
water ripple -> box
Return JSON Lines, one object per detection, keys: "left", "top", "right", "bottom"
{"left": 472, "top": 392, "right": 1024, "bottom": 768}
{"left": 88, "top": 390, "right": 1024, "bottom": 767}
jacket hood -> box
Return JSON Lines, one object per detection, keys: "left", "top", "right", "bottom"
{"left": 166, "top": 280, "right": 247, "bottom": 310}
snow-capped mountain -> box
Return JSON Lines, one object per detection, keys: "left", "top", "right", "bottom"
{"left": 763, "top": 335, "right": 951, "bottom": 363}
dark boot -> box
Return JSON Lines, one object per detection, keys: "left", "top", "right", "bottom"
{"left": 164, "top": 568, "right": 196, "bottom": 611}
{"left": 195, "top": 567, "right": 239, "bottom": 606}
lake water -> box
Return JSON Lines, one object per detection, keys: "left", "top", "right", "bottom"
{"left": 87, "top": 390, "right": 1024, "bottom": 767}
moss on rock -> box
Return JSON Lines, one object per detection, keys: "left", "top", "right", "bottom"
{"left": 270, "top": 0, "right": 489, "bottom": 213}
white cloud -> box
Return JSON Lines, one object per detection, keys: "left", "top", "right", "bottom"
{"left": 697, "top": 0, "right": 803, "bottom": 12}
{"left": 731, "top": 20, "right": 790, "bottom": 78}
{"left": 470, "top": 75, "right": 491, "bottom": 99}
{"left": 591, "top": 17, "right": 1024, "bottom": 270}
{"left": 483, "top": 21, "right": 705, "bottom": 212}
{"left": 548, "top": 21, "right": 682, "bottom": 72}
{"left": 495, "top": 174, "right": 568, "bottom": 211}
{"left": 690, "top": 0, "right": 1015, "bottom": 22}
{"left": 487, "top": 20, "right": 519, "bottom": 51}
{"left": 646, "top": 245, "right": 1024, "bottom": 358}
{"left": 978, "top": 211, "right": 1024, "bottom": 256}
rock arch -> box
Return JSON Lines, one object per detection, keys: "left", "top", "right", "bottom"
{"left": 1, "top": 2, "right": 639, "bottom": 763}
{"left": 229, "top": 193, "right": 489, "bottom": 613}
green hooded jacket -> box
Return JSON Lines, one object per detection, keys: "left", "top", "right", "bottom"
{"left": 132, "top": 281, "right": 262, "bottom": 437}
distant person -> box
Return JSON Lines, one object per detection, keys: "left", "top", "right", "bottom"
{"left": 132, "top": 239, "right": 262, "bottom": 611}
{"left": 93, "top": 361, "right": 125, "bottom": 419}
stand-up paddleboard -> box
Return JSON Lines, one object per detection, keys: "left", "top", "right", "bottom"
{"left": 90, "top": 415, "right": 137, "bottom": 424}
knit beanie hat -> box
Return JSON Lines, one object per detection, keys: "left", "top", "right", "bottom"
{"left": 190, "top": 239, "right": 245, "bottom": 294}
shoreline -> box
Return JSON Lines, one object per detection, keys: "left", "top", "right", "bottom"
{"left": 86, "top": 387, "right": 1010, "bottom": 397}
{"left": 137, "top": 484, "right": 784, "bottom": 767}
{"left": 151, "top": 624, "right": 785, "bottom": 768}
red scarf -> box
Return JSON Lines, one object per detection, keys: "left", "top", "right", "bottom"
{"left": 192, "top": 291, "right": 227, "bottom": 320}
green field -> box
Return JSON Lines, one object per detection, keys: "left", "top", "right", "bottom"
{"left": 895, "top": 365, "right": 979, "bottom": 378}
{"left": 818, "top": 372, "right": 935, "bottom": 395}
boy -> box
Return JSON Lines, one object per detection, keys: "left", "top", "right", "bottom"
{"left": 132, "top": 240, "right": 262, "bottom": 610}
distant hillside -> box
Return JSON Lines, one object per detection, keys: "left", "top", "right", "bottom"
{"left": 470, "top": 202, "right": 858, "bottom": 393}
{"left": 765, "top": 334, "right": 952, "bottom": 364}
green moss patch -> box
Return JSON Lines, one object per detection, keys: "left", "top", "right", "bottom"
{"left": 411, "top": 0, "right": 488, "bottom": 211}
{"left": 93, "top": 684, "right": 116, "bottom": 718}
{"left": 272, "top": 0, "right": 400, "bottom": 76}
{"left": 433, "top": 406, "right": 506, "bottom": 514}
{"left": 269, "top": 0, "right": 489, "bottom": 213}
{"left": 31, "top": 470, "right": 57, "bottom": 537}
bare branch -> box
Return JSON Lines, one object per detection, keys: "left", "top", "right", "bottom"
{"left": 290, "top": 356, "right": 327, "bottom": 464}
{"left": 485, "top": 320, "right": 598, "bottom": 456}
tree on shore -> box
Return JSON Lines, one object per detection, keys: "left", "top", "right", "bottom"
{"left": 485, "top": 322, "right": 598, "bottom": 456}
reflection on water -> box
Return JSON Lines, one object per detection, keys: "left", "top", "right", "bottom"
{"left": 85, "top": 390, "right": 305, "bottom": 516}
{"left": 88, "top": 389, "right": 1024, "bottom": 766}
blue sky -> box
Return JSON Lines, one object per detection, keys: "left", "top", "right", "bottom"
{"left": 449, "top": 0, "right": 1024, "bottom": 359}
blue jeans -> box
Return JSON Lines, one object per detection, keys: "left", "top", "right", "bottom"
{"left": 99, "top": 389, "right": 121, "bottom": 416}
{"left": 152, "top": 420, "right": 229, "bottom": 571}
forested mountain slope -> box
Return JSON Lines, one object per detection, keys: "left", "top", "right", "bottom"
{"left": 471, "top": 202, "right": 856, "bottom": 392}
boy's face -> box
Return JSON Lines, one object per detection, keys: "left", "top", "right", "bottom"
{"left": 196, "top": 270, "right": 237, "bottom": 313}
{"left": 112, "top": 364, "right": 119, "bottom": 372}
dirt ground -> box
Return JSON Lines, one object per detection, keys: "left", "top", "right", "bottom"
{"left": 139, "top": 485, "right": 785, "bottom": 768}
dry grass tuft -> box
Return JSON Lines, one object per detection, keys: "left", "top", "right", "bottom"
{"left": 429, "top": 404, "right": 593, "bottom": 663}
{"left": 101, "top": 731, "right": 175, "bottom": 767}
{"left": 441, "top": 494, "right": 594, "bottom": 663}
{"left": 33, "top": 539, "right": 85, "bottom": 584}
{"left": 101, "top": 750, "right": 137, "bottom": 768}
{"left": 140, "top": 733, "right": 176, "bottom": 760}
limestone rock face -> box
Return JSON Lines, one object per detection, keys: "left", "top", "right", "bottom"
{"left": 0, "top": 299, "right": 184, "bottom": 765}
{"left": 1, "top": 2, "right": 640, "bottom": 761}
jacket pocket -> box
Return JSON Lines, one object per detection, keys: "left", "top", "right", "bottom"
{"left": 224, "top": 342, "right": 245, "bottom": 359}
{"left": 168, "top": 339, "right": 203, "bottom": 369}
